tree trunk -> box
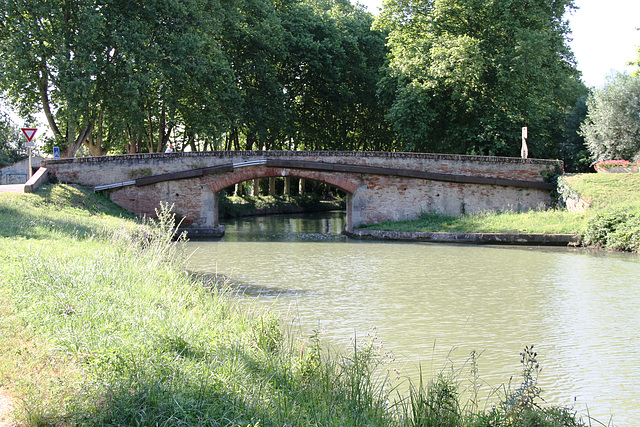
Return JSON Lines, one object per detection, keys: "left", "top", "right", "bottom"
{"left": 86, "top": 134, "right": 106, "bottom": 156}
{"left": 146, "top": 114, "right": 155, "bottom": 153}
{"left": 246, "top": 132, "right": 255, "bottom": 151}
{"left": 269, "top": 177, "right": 276, "bottom": 196}
{"left": 86, "top": 110, "right": 107, "bottom": 156}
{"left": 64, "top": 121, "right": 94, "bottom": 158}
{"left": 37, "top": 69, "right": 62, "bottom": 141}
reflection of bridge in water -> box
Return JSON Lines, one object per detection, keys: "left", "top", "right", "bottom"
{"left": 44, "top": 150, "right": 559, "bottom": 234}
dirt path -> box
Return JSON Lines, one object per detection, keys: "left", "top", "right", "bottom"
{"left": 0, "top": 185, "right": 25, "bottom": 194}
{"left": 0, "top": 388, "right": 14, "bottom": 427}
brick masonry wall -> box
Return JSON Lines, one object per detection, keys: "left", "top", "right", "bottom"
{"left": 45, "top": 151, "right": 559, "bottom": 230}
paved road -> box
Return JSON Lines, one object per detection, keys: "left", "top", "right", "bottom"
{"left": 0, "top": 184, "right": 25, "bottom": 193}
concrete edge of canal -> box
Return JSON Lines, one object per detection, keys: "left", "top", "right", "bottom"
{"left": 345, "top": 228, "right": 581, "bottom": 246}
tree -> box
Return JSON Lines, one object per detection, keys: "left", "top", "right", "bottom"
{"left": 0, "top": 0, "right": 236, "bottom": 157}
{"left": 0, "top": 0, "right": 391, "bottom": 157}
{"left": 374, "top": 0, "right": 585, "bottom": 158}
{"left": 559, "top": 94, "right": 591, "bottom": 172}
{"left": 279, "top": 0, "right": 393, "bottom": 151}
{"left": 0, "top": 0, "right": 105, "bottom": 157}
{"left": 580, "top": 72, "right": 640, "bottom": 162}
{"left": 219, "top": 0, "right": 289, "bottom": 151}
{"left": 0, "top": 109, "right": 26, "bottom": 168}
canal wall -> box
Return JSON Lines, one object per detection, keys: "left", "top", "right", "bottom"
{"left": 346, "top": 228, "right": 580, "bottom": 246}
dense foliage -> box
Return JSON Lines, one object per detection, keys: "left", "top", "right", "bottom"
{"left": 1, "top": 0, "right": 590, "bottom": 165}
{"left": 374, "top": 0, "right": 588, "bottom": 159}
{"left": 0, "top": 110, "right": 26, "bottom": 168}
{"left": 582, "top": 209, "right": 640, "bottom": 252}
{"left": 580, "top": 72, "right": 640, "bottom": 163}
{"left": 0, "top": 0, "right": 393, "bottom": 157}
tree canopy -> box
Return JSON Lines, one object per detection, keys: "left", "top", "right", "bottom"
{"left": 0, "top": 108, "right": 27, "bottom": 168}
{"left": 0, "top": 0, "right": 392, "bottom": 157}
{"left": 1, "top": 0, "right": 590, "bottom": 163}
{"left": 580, "top": 72, "right": 640, "bottom": 162}
{"left": 374, "top": 0, "right": 587, "bottom": 158}
{"left": 0, "top": 0, "right": 239, "bottom": 157}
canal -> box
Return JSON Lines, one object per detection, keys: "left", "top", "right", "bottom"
{"left": 185, "top": 211, "right": 640, "bottom": 426}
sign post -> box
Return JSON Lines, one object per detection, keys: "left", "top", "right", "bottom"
{"left": 521, "top": 126, "right": 528, "bottom": 159}
{"left": 21, "top": 128, "right": 38, "bottom": 179}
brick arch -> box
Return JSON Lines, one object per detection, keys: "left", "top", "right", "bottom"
{"left": 200, "top": 165, "right": 360, "bottom": 230}
{"left": 203, "top": 166, "right": 360, "bottom": 194}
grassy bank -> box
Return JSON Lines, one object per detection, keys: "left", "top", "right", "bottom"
{"left": 361, "top": 173, "right": 640, "bottom": 252}
{"left": 0, "top": 185, "right": 599, "bottom": 425}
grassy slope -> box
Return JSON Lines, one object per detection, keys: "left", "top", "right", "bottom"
{"left": 562, "top": 173, "right": 640, "bottom": 211}
{"left": 361, "top": 173, "right": 640, "bottom": 239}
{"left": 0, "top": 185, "right": 395, "bottom": 426}
{"left": 0, "top": 185, "right": 596, "bottom": 426}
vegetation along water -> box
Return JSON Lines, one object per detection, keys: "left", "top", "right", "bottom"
{"left": 1, "top": 176, "right": 637, "bottom": 426}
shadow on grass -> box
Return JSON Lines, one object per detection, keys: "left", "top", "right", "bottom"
{"left": 0, "top": 185, "right": 137, "bottom": 240}
{"left": 0, "top": 204, "right": 100, "bottom": 240}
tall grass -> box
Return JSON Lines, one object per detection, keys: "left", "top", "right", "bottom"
{"left": 0, "top": 186, "right": 393, "bottom": 425}
{"left": 0, "top": 185, "right": 601, "bottom": 425}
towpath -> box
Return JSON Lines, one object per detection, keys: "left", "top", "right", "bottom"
{"left": 0, "top": 185, "right": 25, "bottom": 193}
{"left": 0, "top": 388, "right": 14, "bottom": 427}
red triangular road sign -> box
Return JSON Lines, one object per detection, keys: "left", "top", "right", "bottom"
{"left": 21, "top": 128, "right": 38, "bottom": 142}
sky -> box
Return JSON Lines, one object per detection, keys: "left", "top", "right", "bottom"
{"left": 357, "top": 0, "right": 640, "bottom": 88}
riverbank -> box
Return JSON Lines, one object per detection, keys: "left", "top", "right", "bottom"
{"left": 357, "top": 173, "right": 640, "bottom": 252}
{"left": 0, "top": 185, "right": 604, "bottom": 425}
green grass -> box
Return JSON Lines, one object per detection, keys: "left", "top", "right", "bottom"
{"left": 361, "top": 173, "right": 640, "bottom": 251}
{"left": 562, "top": 173, "right": 640, "bottom": 211}
{"left": 0, "top": 185, "right": 601, "bottom": 425}
{"left": 0, "top": 187, "right": 392, "bottom": 425}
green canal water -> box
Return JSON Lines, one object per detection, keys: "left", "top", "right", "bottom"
{"left": 185, "top": 211, "right": 640, "bottom": 426}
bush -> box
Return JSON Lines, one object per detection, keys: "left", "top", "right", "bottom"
{"left": 582, "top": 209, "right": 640, "bottom": 251}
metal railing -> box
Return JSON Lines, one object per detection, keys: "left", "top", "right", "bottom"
{"left": 94, "top": 180, "right": 136, "bottom": 191}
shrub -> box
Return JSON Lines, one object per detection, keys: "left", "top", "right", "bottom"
{"left": 582, "top": 209, "right": 640, "bottom": 251}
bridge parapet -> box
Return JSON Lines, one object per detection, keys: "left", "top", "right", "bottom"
{"left": 44, "top": 151, "right": 561, "bottom": 232}
{"left": 45, "top": 150, "right": 560, "bottom": 187}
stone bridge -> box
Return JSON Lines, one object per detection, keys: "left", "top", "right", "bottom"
{"left": 44, "top": 151, "right": 560, "bottom": 233}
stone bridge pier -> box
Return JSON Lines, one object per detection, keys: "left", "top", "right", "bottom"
{"left": 43, "top": 151, "right": 560, "bottom": 234}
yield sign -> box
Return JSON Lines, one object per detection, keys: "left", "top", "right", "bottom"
{"left": 21, "top": 128, "right": 38, "bottom": 142}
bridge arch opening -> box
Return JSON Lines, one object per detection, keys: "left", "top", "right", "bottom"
{"left": 202, "top": 166, "right": 358, "bottom": 232}
{"left": 220, "top": 176, "right": 346, "bottom": 199}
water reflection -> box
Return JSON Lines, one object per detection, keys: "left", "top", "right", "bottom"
{"left": 186, "top": 211, "right": 640, "bottom": 426}
{"left": 216, "top": 211, "right": 347, "bottom": 242}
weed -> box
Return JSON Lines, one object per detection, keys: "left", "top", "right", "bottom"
{"left": 582, "top": 209, "right": 640, "bottom": 251}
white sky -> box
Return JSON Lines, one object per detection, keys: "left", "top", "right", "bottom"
{"left": 357, "top": 0, "right": 640, "bottom": 88}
